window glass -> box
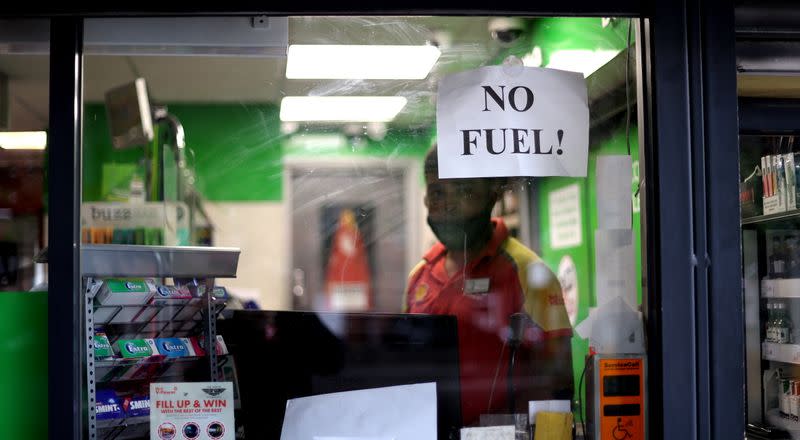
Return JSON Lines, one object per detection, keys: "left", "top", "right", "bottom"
{"left": 0, "top": 18, "right": 50, "bottom": 439}
{"left": 82, "top": 16, "right": 644, "bottom": 439}
{"left": 0, "top": 19, "right": 49, "bottom": 292}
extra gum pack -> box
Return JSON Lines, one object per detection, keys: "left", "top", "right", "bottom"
{"left": 96, "top": 279, "right": 156, "bottom": 306}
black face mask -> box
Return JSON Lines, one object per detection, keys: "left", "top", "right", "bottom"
{"left": 427, "top": 202, "right": 494, "bottom": 252}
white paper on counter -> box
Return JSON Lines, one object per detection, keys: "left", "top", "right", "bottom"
{"left": 596, "top": 155, "right": 633, "bottom": 230}
{"left": 529, "top": 400, "right": 572, "bottom": 423}
{"left": 315, "top": 437, "right": 394, "bottom": 440}
{"left": 594, "top": 229, "right": 637, "bottom": 308}
{"left": 436, "top": 66, "right": 588, "bottom": 178}
{"left": 461, "top": 426, "right": 515, "bottom": 440}
{"left": 280, "top": 383, "right": 437, "bottom": 440}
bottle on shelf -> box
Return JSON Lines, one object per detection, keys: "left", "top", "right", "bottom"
{"left": 767, "top": 302, "right": 777, "bottom": 342}
{"left": 777, "top": 367, "right": 789, "bottom": 415}
{"left": 788, "top": 235, "right": 800, "bottom": 278}
{"left": 775, "top": 302, "right": 793, "bottom": 344}
{"left": 781, "top": 378, "right": 789, "bottom": 415}
{"left": 771, "top": 236, "right": 788, "bottom": 278}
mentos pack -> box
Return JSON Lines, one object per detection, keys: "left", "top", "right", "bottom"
{"left": 179, "top": 337, "right": 205, "bottom": 357}
{"left": 95, "top": 389, "right": 123, "bottom": 420}
{"left": 154, "top": 338, "right": 191, "bottom": 358}
{"left": 215, "top": 335, "right": 229, "bottom": 355}
{"left": 115, "top": 339, "right": 157, "bottom": 358}
{"left": 94, "top": 332, "right": 114, "bottom": 359}
{"left": 122, "top": 394, "right": 151, "bottom": 417}
{"left": 151, "top": 285, "right": 192, "bottom": 304}
{"left": 210, "top": 286, "right": 229, "bottom": 301}
{"left": 196, "top": 334, "right": 229, "bottom": 355}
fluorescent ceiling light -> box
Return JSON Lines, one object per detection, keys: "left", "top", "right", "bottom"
{"left": 522, "top": 47, "right": 543, "bottom": 68}
{"left": 286, "top": 45, "right": 441, "bottom": 79}
{"left": 0, "top": 131, "right": 47, "bottom": 150}
{"left": 546, "top": 49, "right": 622, "bottom": 78}
{"left": 280, "top": 96, "right": 407, "bottom": 122}
{"left": 286, "top": 134, "right": 348, "bottom": 150}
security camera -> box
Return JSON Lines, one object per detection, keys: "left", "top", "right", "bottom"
{"left": 428, "top": 30, "right": 452, "bottom": 50}
{"left": 488, "top": 18, "right": 526, "bottom": 46}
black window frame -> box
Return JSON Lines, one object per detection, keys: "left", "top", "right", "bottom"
{"left": 0, "top": 2, "right": 741, "bottom": 438}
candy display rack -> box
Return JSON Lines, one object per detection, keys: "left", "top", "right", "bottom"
{"left": 81, "top": 244, "right": 240, "bottom": 439}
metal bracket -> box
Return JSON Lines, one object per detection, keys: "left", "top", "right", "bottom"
{"left": 85, "top": 277, "right": 103, "bottom": 440}
{"left": 199, "top": 278, "right": 220, "bottom": 381}
{"left": 251, "top": 15, "right": 271, "bottom": 29}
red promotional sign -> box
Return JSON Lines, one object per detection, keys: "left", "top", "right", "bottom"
{"left": 150, "top": 382, "right": 234, "bottom": 440}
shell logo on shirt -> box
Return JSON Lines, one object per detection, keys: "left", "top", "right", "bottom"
{"left": 414, "top": 284, "right": 429, "bottom": 302}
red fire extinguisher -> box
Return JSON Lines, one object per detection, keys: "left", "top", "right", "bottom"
{"left": 324, "top": 209, "right": 371, "bottom": 311}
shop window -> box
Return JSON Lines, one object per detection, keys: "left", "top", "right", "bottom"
{"left": 81, "top": 15, "right": 646, "bottom": 440}
{"left": 0, "top": 18, "right": 50, "bottom": 439}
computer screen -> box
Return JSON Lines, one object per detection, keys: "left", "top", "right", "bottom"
{"left": 104, "top": 78, "right": 154, "bottom": 150}
{"left": 218, "top": 310, "right": 462, "bottom": 440}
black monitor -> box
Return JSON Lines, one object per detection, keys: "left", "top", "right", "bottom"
{"left": 104, "top": 78, "right": 154, "bottom": 149}
{"left": 218, "top": 310, "right": 462, "bottom": 440}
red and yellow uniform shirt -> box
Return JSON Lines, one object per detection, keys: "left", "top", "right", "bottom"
{"left": 403, "top": 218, "right": 571, "bottom": 426}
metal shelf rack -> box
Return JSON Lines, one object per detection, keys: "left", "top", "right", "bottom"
{"left": 83, "top": 245, "right": 240, "bottom": 440}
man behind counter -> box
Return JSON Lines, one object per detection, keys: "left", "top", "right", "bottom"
{"left": 403, "top": 146, "right": 574, "bottom": 426}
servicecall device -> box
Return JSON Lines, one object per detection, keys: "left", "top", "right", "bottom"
{"left": 586, "top": 354, "right": 647, "bottom": 440}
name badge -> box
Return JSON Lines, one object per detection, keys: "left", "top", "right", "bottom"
{"left": 464, "top": 278, "right": 490, "bottom": 294}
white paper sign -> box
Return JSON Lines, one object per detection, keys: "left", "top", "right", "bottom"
{"left": 574, "top": 306, "right": 596, "bottom": 340}
{"left": 594, "top": 229, "right": 636, "bottom": 308}
{"left": 548, "top": 184, "right": 582, "bottom": 249}
{"left": 589, "top": 295, "right": 645, "bottom": 354}
{"left": 150, "top": 382, "right": 235, "bottom": 440}
{"left": 280, "top": 383, "right": 437, "bottom": 440}
{"left": 574, "top": 297, "right": 645, "bottom": 354}
{"left": 596, "top": 155, "right": 633, "bottom": 230}
{"left": 436, "top": 65, "right": 589, "bottom": 178}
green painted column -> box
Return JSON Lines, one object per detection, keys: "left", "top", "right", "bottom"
{"left": 0, "top": 292, "right": 48, "bottom": 438}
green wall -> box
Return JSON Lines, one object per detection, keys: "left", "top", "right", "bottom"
{"left": 490, "top": 17, "right": 630, "bottom": 65}
{"left": 84, "top": 104, "right": 284, "bottom": 202}
{"left": 526, "top": 15, "right": 639, "bottom": 416}
{"left": 536, "top": 172, "right": 593, "bottom": 381}
{"left": 530, "top": 17, "right": 630, "bottom": 61}
{"left": 0, "top": 292, "right": 48, "bottom": 438}
{"left": 83, "top": 104, "right": 433, "bottom": 202}
{"left": 537, "top": 123, "right": 642, "bottom": 409}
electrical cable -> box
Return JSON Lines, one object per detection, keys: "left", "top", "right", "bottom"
{"left": 508, "top": 342, "right": 517, "bottom": 413}
{"left": 577, "top": 355, "right": 591, "bottom": 440}
{"left": 488, "top": 338, "right": 508, "bottom": 412}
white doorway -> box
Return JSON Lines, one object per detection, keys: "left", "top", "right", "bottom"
{"left": 283, "top": 157, "right": 422, "bottom": 312}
